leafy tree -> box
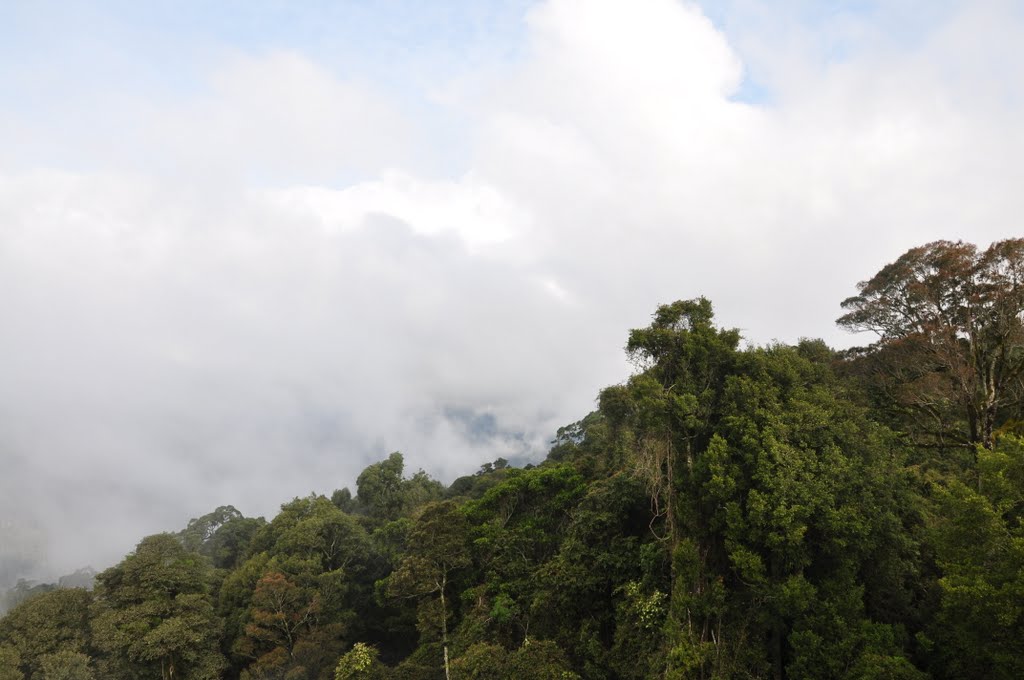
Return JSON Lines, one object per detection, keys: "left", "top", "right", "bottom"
{"left": 445, "top": 459, "right": 516, "bottom": 501}
{"left": 0, "top": 646, "right": 23, "bottom": 680}
{"left": 388, "top": 501, "right": 470, "bottom": 680}
{"left": 449, "top": 642, "right": 508, "bottom": 679}
{"left": 839, "top": 238, "right": 1024, "bottom": 450}
{"left": 38, "top": 650, "right": 95, "bottom": 680}
{"left": 179, "top": 506, "right": 265, "bottom": 570}
{"left": 243, "top": 572, "right": 319, "bottom": 665}
{"left": 598, "top": 300, "right": 923, "bottom": 679}
{"left": 0, "top": 588, "right": 93, "bottom": 680}
{"left": 924, "top": 435, "right": 1024, "bottom": 679}
{"left": 354, "top": 454, "right": 444, "bottom": 523}
{"left": 227, "top": 497, "right": 369, "bottom": 680}
{"left": 270, "top": 498, "right": 370, "bottom": 575}
{"left": 330, "top": 489, "right": 357, "bottom": 514}
{"left": 180, "top": 506, "right": 244, "bottom": 553}
{"left": 91, "top": 534, "right": 225, "bottom": 680}
{"left": 356, "top": 453, "right": 407, "bottom": 521}
{"left": 505, "top": 640, "right": 579, "bottom": 679}
{"left": 333, "top": 643, "right": 385, "bottom": 680}
{"left": 602, "top": 297, "right": 740, "bottom": 551}
{"left": 463, "top": 465, "right": 587, "bottom": 650}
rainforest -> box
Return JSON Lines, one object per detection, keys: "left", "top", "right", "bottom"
{"left": 2, "top": 238, "right": 1023, "bottom": 680}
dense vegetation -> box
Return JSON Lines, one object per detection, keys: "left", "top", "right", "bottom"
{"left": 2, "top": 238, "right": 1023, "bottom": 679}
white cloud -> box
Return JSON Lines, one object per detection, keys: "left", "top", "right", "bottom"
{"left": 2, "top": 0, "right": 1024, "bottom": 576}
{"left": 149, "top": 52, "right": 419, "bottom": 183}
{"left": 267, "top": 170, "right": 532, "bottom": 252}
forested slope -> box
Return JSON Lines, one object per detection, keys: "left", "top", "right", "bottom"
{"left": 2, "top": 239, "right": 1023, "bottom": 680}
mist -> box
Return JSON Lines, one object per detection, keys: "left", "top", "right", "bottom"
{"left": 2, "top": 0, "right": 1023, "bottom": 581}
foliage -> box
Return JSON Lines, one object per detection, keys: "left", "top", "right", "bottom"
{"left": 180, "top": 506, "right": 266, "bottom": 570}
{"left": 924, "top": 435, "right": 1024, "bottom": 679}
{"left": 38, "top": 650, "right": 95, "bottom": 680}
{"left": 0, "top": 588, "right": 93, "bottom": 680}
{"left": 839, "top": 238, "right": 1024, "bottom": 450}
{"left": 333, "top": 643, "right": 384, "bottom": 680}
{"left": 90, "top": 534, "right": 226, "bottom": 680}
{"left": 0, "top": 646, "right": 23, "bottom": 680}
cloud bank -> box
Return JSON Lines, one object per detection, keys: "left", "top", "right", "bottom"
{"left": 1, "top": 0, "right": 1023, "bottom": 576}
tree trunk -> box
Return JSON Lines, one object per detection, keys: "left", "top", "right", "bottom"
{"left": 441, "top": 575, "right": 451, "bottom": 680}
{"left": 770, "top": 556, "right": 784, "bottom": 680}
{"left": 771, "top": 623, "right": 784, "bottom": 680}
{"left": 982, "top": 396, "right": 997, "bottom": 450}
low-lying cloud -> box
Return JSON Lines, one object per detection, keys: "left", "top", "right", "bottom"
{"left": 1, "top": 0, "right": 1022, "bottom": 578}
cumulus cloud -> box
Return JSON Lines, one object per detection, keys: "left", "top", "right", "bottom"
{"left": 2, "top": 0, "right": 1023, "bottom": 576}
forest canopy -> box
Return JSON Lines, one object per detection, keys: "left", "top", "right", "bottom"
{"left": 2, "top": 238, "right": 1023, "bottom": 680}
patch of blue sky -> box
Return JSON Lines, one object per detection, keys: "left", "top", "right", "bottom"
{"left": 700, "top": 0, "right": 965, "bottom": 106}
{"left": 0, "top": 1, "right": 540, "bottom": 177}
{"left": 1, "top": 1, "right": 536, "bottom": 100}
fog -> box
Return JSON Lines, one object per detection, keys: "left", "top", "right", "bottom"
{"left": 1, "top": 0, "right": 1022, "bottom": 580}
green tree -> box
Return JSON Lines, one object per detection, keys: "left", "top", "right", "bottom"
{"left": 601, "top": 300, "right": 923, "bottom": 679}
{"left": 356, "top": 453, "right": 407, "bottom": 521}
{"left": 38, "top": 650, "right": 95, "bottom": 680}
{"left": 505, "top": 640, "right": 578, "bottom": 679}
{"left": 179, "top": 505, "right": 265, "bottom": 570}
{"left": 91, "top": 534, "right": 225, "bottom": 680}
{"left": 925, "top": 435, "right": 1024, "bottom": 679}
{"left": 333, "top": 643, "right": 385, "bottom": 680}
{"left": 463, "top": 465, "right": 586, "bottom": 649}
{"left": 598, "top": 298, "right": 741, "bottom": 677}
{"left": 388, "top": 501, "right": 470, "bottom": 680}
{"left": 354, "top": 453, "right": 444, "bottom": 523}
{"left": 0, "top": 646, "right": 24, "bottom": 680}
{"left": 0, "top": 588, "right": 93, "bottom": 680}
{"left": 449, "top": 642, "right": 508, "bottom": 679}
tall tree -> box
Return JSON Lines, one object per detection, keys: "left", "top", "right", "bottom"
{"left": 225, "top": 495, "right": 368, "bottom": 680}
{"left": 0, "top": 588, "right": 93, "bottom": 680}
{"left": 600, "top": 301, "right": 922, "bottom": 679}
{"left": 91, "top": 534, "right": 225, "bottom": 680}
{"left": 356, "top": 453, "right": 407, "bottom": 521}
{"left": 0, "top": 646, "right": 23, "bottom": 680}
{"left": 38, "top": 650, "right": 95, "bottom": 680}
{"left": 387, "top": 501, "right": 470, "bottom": 680}
{"left": 179, "top": 506, "right": 265, "bottom": 570}
{"left": 925, "top": 435, "right": 1024, "bottom": 679}
{"left": 838, "top": 238, "right": 1024, "bottom": 449}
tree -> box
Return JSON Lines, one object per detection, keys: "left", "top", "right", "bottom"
{"left": 356, "top": 453, "right": 407, "bottom": 521}
{"left": 450, "top": 642, "right": 509, "bottom": 679}
{"left": 38, "top": 650, "right": 96, "bottom": 680}
{"left": 179, "top": 506, "right": 265, "bottom": 570}
{"left": 91, "top": 534, "right": 226, "bottom": 680}
{"left": 227, "top": 496, "right": 369, "bottom": 680}
{"left": 333, "top": 643, "right": 385, "bottom": 680}
{"left": 838, "top": 238, "right": 1024, "bottom": 449}
{"left": 598, "top": 301, "right": 923, "bottom": 679}
{"left": 354, "top": 453, "right": 443, "bottom": 522}
{"left": 237, "top": 569, "right": 348, "bottom": 679}
{"left": 387, "top": 501, "right": 470, "bottom": 680}
{"left": 463, "top": 465, "right": 587, "bottom": 649}
{"left": 925, "top": 435, "right": 1024, "bottom": 679}
{"left": 597, "top": 298, "right": 742, "bottom": 678}
{"left": 0, "top": 646, "right": 23, "bottom": 680}
{"left": 0, "top": 588, "right": 93, "bottom": 680}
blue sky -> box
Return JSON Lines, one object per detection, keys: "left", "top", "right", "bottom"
{"left": 0, "top": 0, "right": 969, "bottom": 168}
{"left": 1, "top": 1, "right": 977, "bottom": 98}
{"left": 2, "top": 0, "right": 1023, "bottom": 576}
{"left": 1, "top": 1, "right": 533, "bottom": 107}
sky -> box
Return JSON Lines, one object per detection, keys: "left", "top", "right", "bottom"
{"left": 1, "top": 0, "right": 1022, "bottom": 579}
